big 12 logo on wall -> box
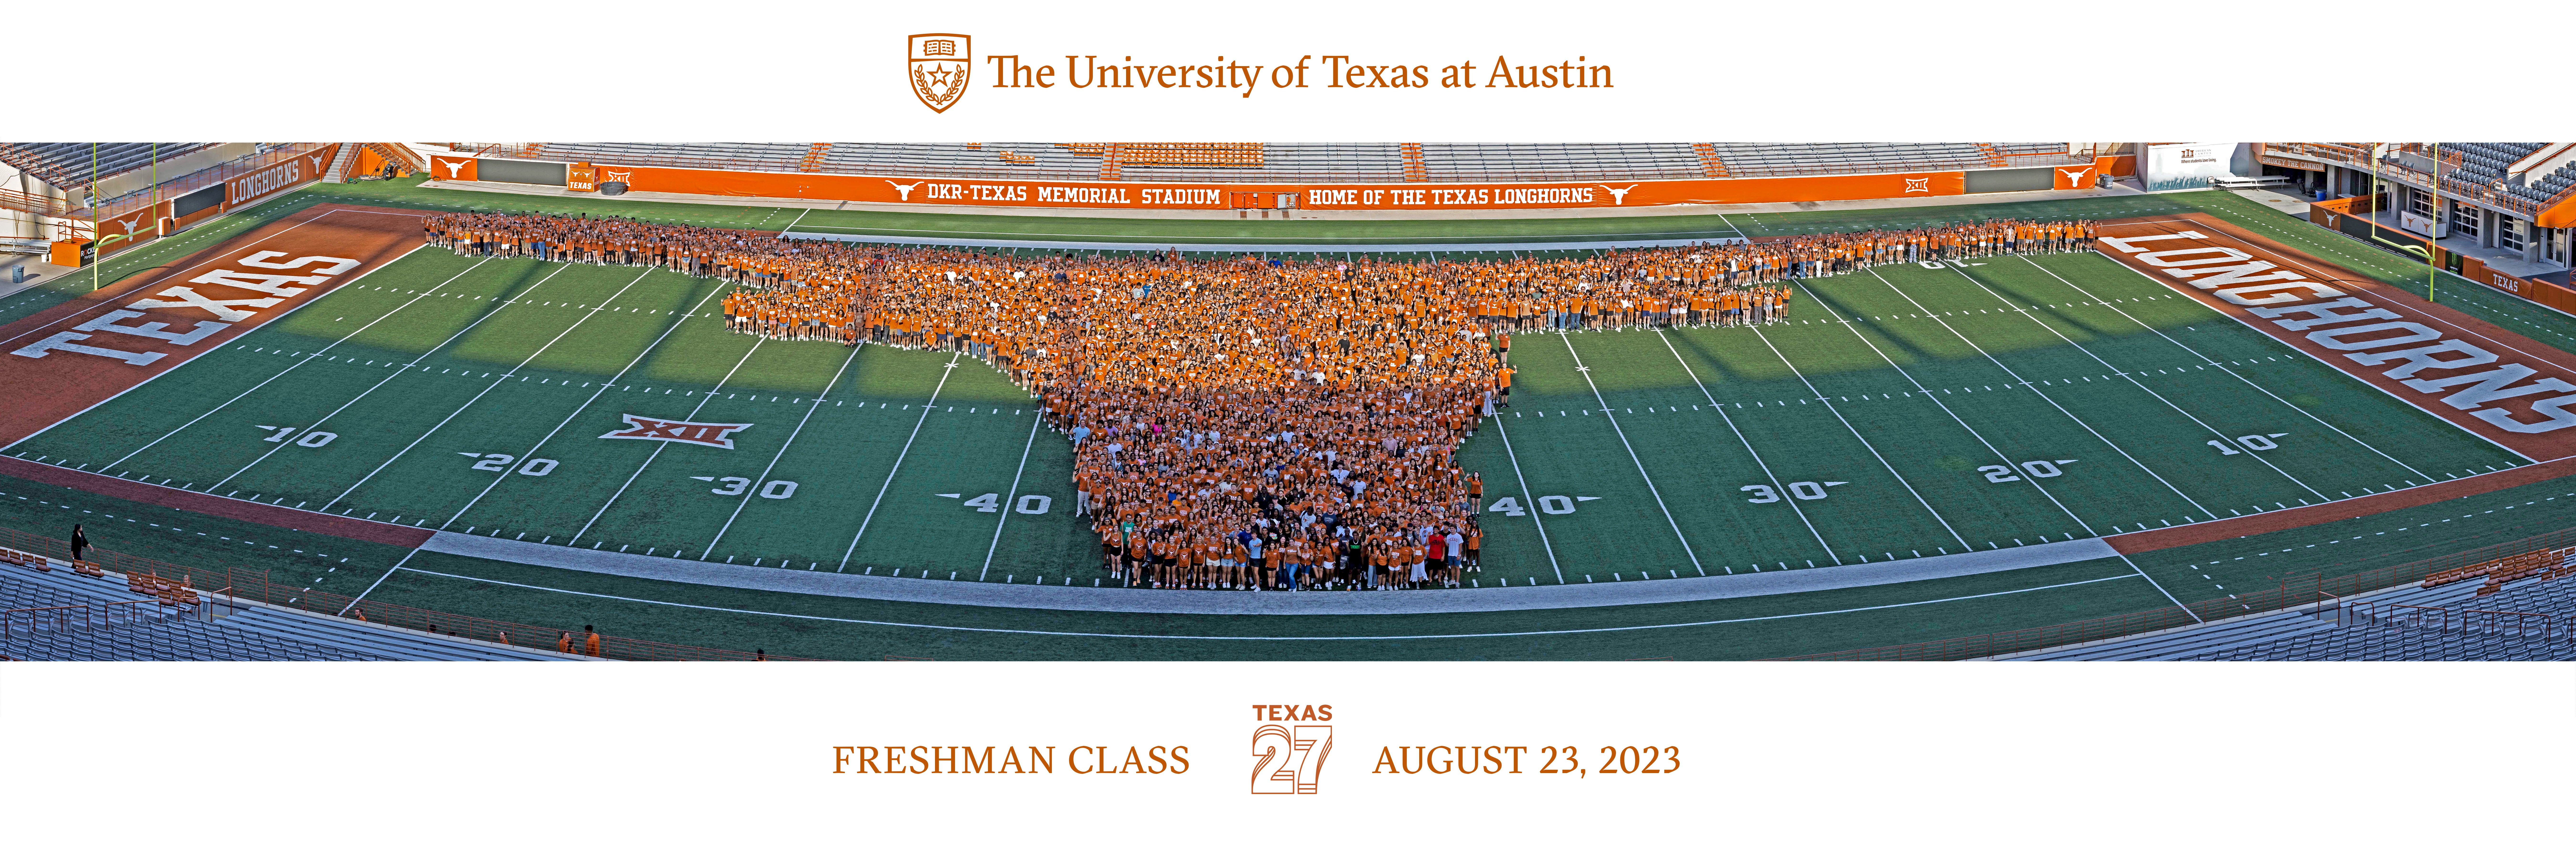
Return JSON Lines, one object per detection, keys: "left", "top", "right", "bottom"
{"left": 1251, "top": 705, "right": 1332, "bottom": 794}
{"left": 908, "top": 33, "right": 971, "bottom": 113}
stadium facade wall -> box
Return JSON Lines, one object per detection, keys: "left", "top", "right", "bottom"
{"left": 43, "top": 144, "right": 342, "bottom": 266}
{"left": 1963, "top": 166, "right": 2056, "bottom": 194}
{"left": 2140, "top": 142, "right": 2254, "bottom": 192}
{"left": 474, "top": 157, "right": 569, "bottom": 186}
{"left": 2311, "top": 196, "right": 2576, "bottom": 318}
{"left": 422, "top": 154, "right": 2126, "bottom": 212}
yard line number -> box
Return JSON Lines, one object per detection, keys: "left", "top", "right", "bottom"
{"left": 2208, "top": 433, "right": 2290, "bottom": 455}
{"left": 693, "top": 476, "right": 798, "bottom": 498}
{"left": 458, "top": 451, "right": 558, "bottom": 476}
{"left": 1981, "top": 459, "right": 2079, "bottom": 483}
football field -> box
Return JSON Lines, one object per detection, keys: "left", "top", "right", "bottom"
{"left": 3, "top": 235, "right": 2527, "bottom": 621}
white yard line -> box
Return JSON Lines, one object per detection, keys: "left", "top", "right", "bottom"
{"left": 88, "top": 244, "right": 458, "bottom": 470}
{"left": 1853, "top": 269, "right": 2218, "bottom": 521}
{"left": 326, "top": 267, "right": 680, "bottom": 510}
{"left": 1556, "top": 332, "right": 1708, "bottom": 573}
{"left": 1486, "top": 406, "right": 1566, "bottom": 584}
{"left": 1686, "top": 328, "right": 1972, "bottom": 552}
{"left": 206, "top": 260, "right": 578, "bottom": 492}
{"left": 836, "top": 355, "right": 962, "bottom": 571}
{"left": 572, "top": 336, "right": 768, "bottom": 542}
{"left": 340, "top": 546, "right": 422, "bottom": 616}
{"left": 0, "top": 207, "right": 376, "bottom": 351}
{"left": 2020, "top": 255, "right": 2437, "bottom": 483}
{"left": 2196, "top": 217, "right": 2576, "bottom": 380}
{"left": 977, "top": 410, "right": 1047, "bottom": 576}
{"left": 1786, "top": 280, "right": 2099, "bottom": 535}
{"left": 697, "top": 344, "right": 866, "bottom": 558}
{"left": 2085, "top": 247, "right": 2538, "bottom": 465}
{"left": 1925, "top": 261, "right": 2329, "bottom": 502}
{"left": 395, "top": 564, "right": 2152, "bottom": 640}
{"left": 1650, "top": 329, "right": 1850, "bottom": 557}
{"left": 2122, "top": 553, "right": 2203, "bottom": 622}
{"left": 435, "top": 275, "right": 733, "bottom": 528}
{"left": 779, "top": 208, "right": 812, "bottom": 235}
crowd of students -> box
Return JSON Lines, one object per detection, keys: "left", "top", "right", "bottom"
{"left": 420, "top": 211, "right": 2097, "bottom": 591}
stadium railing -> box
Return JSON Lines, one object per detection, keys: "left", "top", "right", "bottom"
{"left": 1772, "top": 524, "right": 2576, "bottom": 661}
{"left": 0, "top": 144, "right": 319, "bottom": 222}
{"left": 447, "top": 142, "right": 2101, "bottom": 187}
{"left": 2268, "top": 142, "right": 2545, "bottom": 219}
{"left": 0, "top": 525, "right": 809, "bottom": 661}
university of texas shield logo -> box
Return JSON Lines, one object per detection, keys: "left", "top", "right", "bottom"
{"left": 908, "top": 33, "right": 971, "bottom": 114}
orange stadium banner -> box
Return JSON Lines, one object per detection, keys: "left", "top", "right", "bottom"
{"left": 92, "top": 200, "right": 173, "bottom": 256}
{"left": 223, "top": 144, "right": 340, "bottom": 211}
{"left": 2048, "top": 157, "right": 2123, "bottom": 190}
{"left": 428, "top": 153, "right": 479, "bottom": 182}
{"left": 566, "top": 162, "right": 598, "bottom": 193}
{"left": 431, "top": 158, "right": 2015, "bottom": 212}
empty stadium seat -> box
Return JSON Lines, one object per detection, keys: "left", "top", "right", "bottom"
{"left": 0, "top": 142, "right": 222, "bottom": 190}
{"left": 459, "top": 142, "right": 2093, "bottom": 186}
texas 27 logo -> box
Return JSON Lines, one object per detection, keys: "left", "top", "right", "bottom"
{"left": 1251, "top": 704, "right": 1332, "bottom": 794}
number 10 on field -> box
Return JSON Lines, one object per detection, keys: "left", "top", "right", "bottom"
{"left": 2209, "top": 433, "right": 2288, "bottom": 455}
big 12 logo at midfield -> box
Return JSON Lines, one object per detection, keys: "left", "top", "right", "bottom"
{"left": 1251, "top": 704, "right": 1332, "bottom": 794}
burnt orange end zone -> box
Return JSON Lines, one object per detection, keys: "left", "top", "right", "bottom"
{"left": 2091, "top": 211, "right": 2576, "bottom": 553}
{"left": 2093, "top": 213, "right": 2576, "bottom": 462}
{"left": 0, "top": 455, "right": 433, "bottom": 547}
{"left": 0, "top": 205, "right": 429, "bottom": 448}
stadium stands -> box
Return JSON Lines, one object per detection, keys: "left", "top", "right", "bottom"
{"left": 0, "top": 142, "right": 219, "bottom": 190}
{"left": 1698, "top": 142, "right": 2081, "bottom": 178}
{"left": 0, "top": 545, "right": 590, "bottom": 661}
{"left": 2013, "top": 555, "right": 2576, "bottom": 661}
{"left": 475, "top": 142, "right": 2089, "bottom": 186}
{"left": 1, "top": 572, "right": 382, "bottom": 661}
{"left": 1418, "top": 142, "right": 1704, "bottom": 183}
{"left": 2184, "top": 620, "right": 2576, "bottom": 661}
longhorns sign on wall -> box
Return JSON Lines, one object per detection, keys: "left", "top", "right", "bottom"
{"left": 431, "top": 154, "right": 2122, "bottom": 212}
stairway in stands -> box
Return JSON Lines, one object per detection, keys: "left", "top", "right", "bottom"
{"left": 0, "top": 556, "right": 579, "bottom": 661}
{"left": 322, "top": 143, "right": 361, "bottom": 183}
{"left": 800, "top": 143, "right": 831, "bottom": 173}
{"left": 1400, "top": 143, "right": 1427, "bottom": 181}
{"left": 1693, "top": 143, "right": 1729, "bottom": 178}
{"left": 1975, "top": 143, "right": 2008, "bottom": 167}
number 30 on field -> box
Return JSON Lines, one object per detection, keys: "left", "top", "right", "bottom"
{"left": 1742, "top": 481, "right": 1844, "bottom": 503}
{"left": 694, "top": 476, "right": 797, "bottom": 498}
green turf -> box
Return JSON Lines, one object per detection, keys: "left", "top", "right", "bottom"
{"left": 4, "top": 178, "right": 2572, "bottom": 659}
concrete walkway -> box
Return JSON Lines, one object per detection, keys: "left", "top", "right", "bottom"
{"left": 417, "top": 531, "right": 2119, "bottom": 616}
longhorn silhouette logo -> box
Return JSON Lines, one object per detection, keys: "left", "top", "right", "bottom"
{"left": 1598, "top": 184, "right": 1637, "bottom": 205}
{"left": 2060, "top": 167, "right": 2094, "bottom": 185}
{"left": 888, "top": 180, "right": 924, "bottom": 201}
{"left": 438, "top": 159, "right": 468, "bottom": 178}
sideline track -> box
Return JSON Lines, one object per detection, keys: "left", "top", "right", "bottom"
{"left": 415, "top": 529, "right": 2116, "bottom": 615}
{"left": 394, "top": 565, "right": 2154, "bottom": 641}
